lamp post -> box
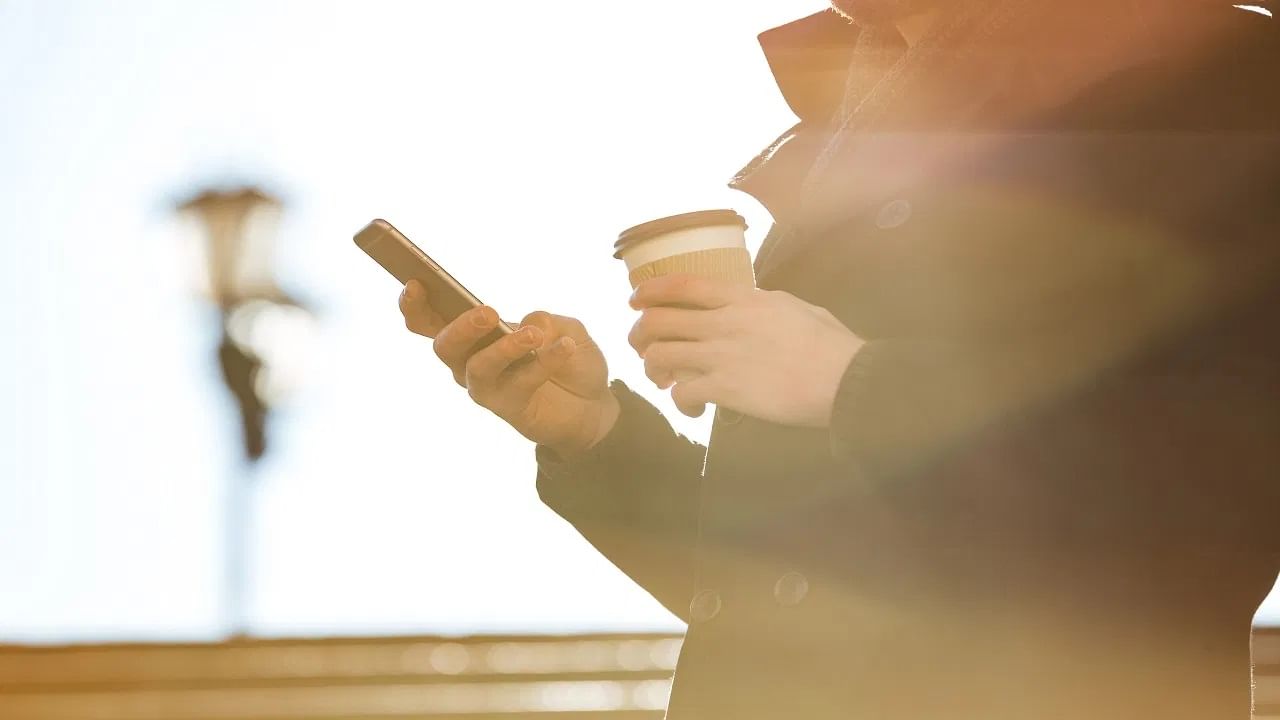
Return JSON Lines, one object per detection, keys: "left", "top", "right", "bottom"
{"left": 177, "top": 186, "right": 311, "bottom": 638}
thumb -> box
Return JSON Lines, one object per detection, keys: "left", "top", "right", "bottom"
{"left": 546, "top": 313, "right": 593, "bottom": 344}
{"left": 518, "top": 311, "right": 560, "bottom": 349}
{"left": 518, "top": 311, "right": 592, "bottom": 346}
{"left": 671, "top": 376, "right": 714, "bottom": 418}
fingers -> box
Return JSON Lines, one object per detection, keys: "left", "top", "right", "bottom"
{"left": 399, "top": 280, "right": 447, "bottom": 337}
{"left": 540, "top": 312, "right": 593, "bottom": 345}
{"left": 628, "top": 306, "right": 720, "bottom": 358}
{"left": 500, "top": 335, "right": 578, "bottom": 405}
{"left": 464, "top": 325, "right": 544, "bottom": 401}
{"left": 433, "top": 305, "right": 503, "bottom": 385}
{"left": 519, "top": 310, "right": 557, "bottom": 340}
{"left": 646, "top": 337, "right": 720, "bottom": 417}
{"left": 671, "top": 375, "right": 716, "bottom": 418}
{"left": 526, "top": 311, "right": 605, "bottom": 363}
{"left": 629, "top": 273, "right": 745, "bottom": 311}
{"left": 644, "top": 340, "right": 715, "bottom": 389}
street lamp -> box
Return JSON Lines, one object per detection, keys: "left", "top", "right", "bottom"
{"left": 177, "top": 186, "right": 312, "bottom": 637}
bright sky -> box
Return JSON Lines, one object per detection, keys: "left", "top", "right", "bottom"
{"left": 0, "top": 0, "right": 1275, "bottom": 643}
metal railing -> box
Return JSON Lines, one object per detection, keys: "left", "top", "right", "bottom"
{"left": 1, "top": 628, "right": 1276, "bottom": 719}
{"left": 0, "top": 633, "right": 681, "bottom": 719}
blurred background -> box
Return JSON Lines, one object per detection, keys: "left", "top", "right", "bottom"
{"left": 1, "top": 1, "right": 1276, "bottom": 718}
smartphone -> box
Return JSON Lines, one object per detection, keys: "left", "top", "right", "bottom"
{"left": 354, "top": 218, "right": 514, "bottom": 348}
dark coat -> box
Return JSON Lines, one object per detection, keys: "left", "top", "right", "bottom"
{"left": 537, "top": 7, "right": 1280, "bottom": 719}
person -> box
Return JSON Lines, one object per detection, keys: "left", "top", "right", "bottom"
{"left": 398, "top": 2, "right": 1280, "bottom": 718}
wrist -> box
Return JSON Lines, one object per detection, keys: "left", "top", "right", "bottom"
{"left": 813, "top": 333, "right": 866, "bottom": 428}
{"left": 549, "top": 391, "right": 621, "bottom": 462}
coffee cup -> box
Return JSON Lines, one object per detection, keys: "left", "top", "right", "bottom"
{"left": 613, "top": 209, "right": 754, "bottom": 290}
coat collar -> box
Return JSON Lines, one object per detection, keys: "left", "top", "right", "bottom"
{"left": 756, "top": 10, "right": 865, "bottom": 126}
{"left": 728, "top": 11, "right": 871, "bottom": 244}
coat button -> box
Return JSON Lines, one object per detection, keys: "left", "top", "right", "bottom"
{"left": 876, "top": 199, "right": 912, "bottom": 230}
{"left": 717, "top": 407, "right": 744, "bottom": 426}
{"left": 689, "top": 589, "right": 722, "bottom": 623}
{"left": 773, "top": 571, "right": 809, "bottom": 607}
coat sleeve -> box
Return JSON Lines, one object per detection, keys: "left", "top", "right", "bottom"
{"left": 535, "top": 379, "right": 705, "bottom": 621}
{"left": 826, "top": 288, "right": 1280, "bottom": 546}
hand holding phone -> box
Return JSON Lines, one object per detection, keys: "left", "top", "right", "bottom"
{"left": 355, "top": 217, "right": 621, "bottom": 457}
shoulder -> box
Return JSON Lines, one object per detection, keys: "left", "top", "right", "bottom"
{"left": 1154, "top": 4, "right": 1279, "bottom": 130}
{"left": 1057, "top": 5, "right": 1279, "bottom": 132}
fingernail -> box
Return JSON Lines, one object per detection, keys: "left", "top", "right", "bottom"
{"left": 519, "top": 326, "right": 542, "bottom": 347}
{"left": 471, "top": 307, "right": 494, "bottom": 328}
{"left": 403, "top": 282, "right": 418, "bottom": 300}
